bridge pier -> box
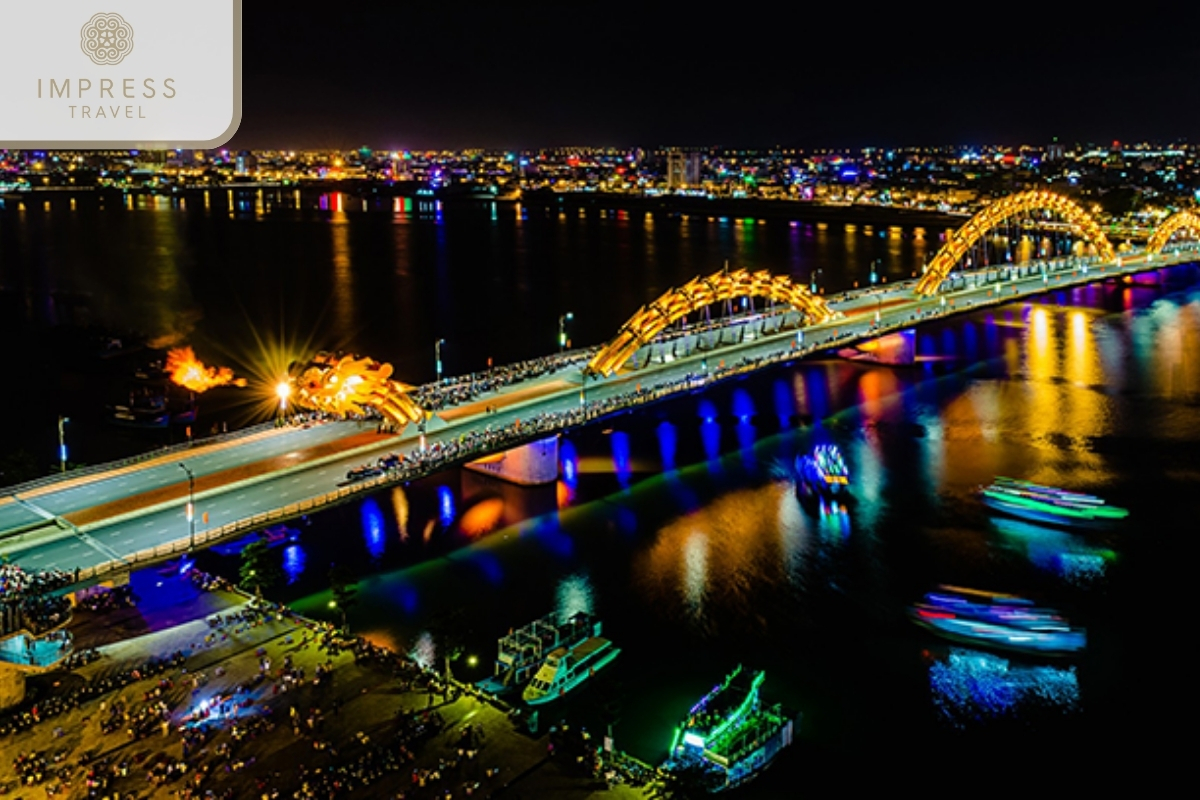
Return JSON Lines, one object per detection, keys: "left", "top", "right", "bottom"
{"left": 465, "top": 436, "right": 559, "bottom": 486}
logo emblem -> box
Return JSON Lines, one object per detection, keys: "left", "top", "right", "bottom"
{"left": 80, "top": 12, "right": 134, "bottom": 65}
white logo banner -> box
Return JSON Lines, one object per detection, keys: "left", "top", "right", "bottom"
{"left": 0, "top": 0, "right": 242, "bottom": 147}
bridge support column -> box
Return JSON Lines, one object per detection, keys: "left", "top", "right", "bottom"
{"left": 465, "top": 436, "right": 559, "bottom": 486}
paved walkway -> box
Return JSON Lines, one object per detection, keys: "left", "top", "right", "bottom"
{"left": 0, "top": 575, "right": 652, "bottom": 799}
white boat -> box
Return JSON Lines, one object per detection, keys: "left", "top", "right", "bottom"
{"left": 522, "top": 635, "right": 620, "bottom": 705}
{"left": 476, "top": 612, "right": 598, "bottom": 696}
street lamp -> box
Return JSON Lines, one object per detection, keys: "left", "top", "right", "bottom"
{"left": 179, "top": 463, "right": 195, "bottom": 551}
{"left": 57, "top": 416, "right": 69, "bottom": 473}
{"left": 558, "top": 312, "right": 574, "bottom": 353}
{"left": 275, "top": 381, "right": 290, "bottom": 414}
{"left": 435, "top": 338, "right": 446, "bottom": 382}
{"left": 328, "top": 600, "right": 346, "bottom": 631}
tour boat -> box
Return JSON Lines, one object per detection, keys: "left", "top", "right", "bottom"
{"left": 980, "top": 477, "right": 1128, "bottom": 529}
{"left": 794, "top": 444, "right": 849, "bottom": 497}
{"left": 664, "top": 666, "right": 796, "bottom": 792}
{"left": 477, "top": 612, "right": 599, "bottom": 696}
{"left": 909, "top": 585, "right": 1086, "bottom": 656}
{"left": 521, "top": 634, "right": 620, "bottom": 705}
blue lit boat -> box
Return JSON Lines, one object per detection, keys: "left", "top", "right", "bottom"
{"left": 980, "top": 476, "right": 1128, "bottom": 530}
{"left": 794, "top": 444, "right": 849, "bottom": 498}
{"left": 910, "top": 585, "right": 1086, "bottom": 656}
{"left": 664, "top": 666, "right": 797, "bottom": 792}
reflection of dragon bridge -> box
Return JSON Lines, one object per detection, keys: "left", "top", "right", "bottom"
{"left": 289, "top": 352, "right": 427, "bottom": 427}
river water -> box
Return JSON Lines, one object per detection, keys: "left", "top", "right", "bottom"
{"left": 3, "top": 191, "right": 1196, "bottom": 785}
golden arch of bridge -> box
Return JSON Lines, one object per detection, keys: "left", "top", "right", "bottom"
{"left": 914, "top": 190, "right": 1117, "bottom": 296}
{"left": 1147, "top": 209, "right": 1200, "bottom": 254}
{"left": 586, "top": 267, "right": 838, "bottom": 377}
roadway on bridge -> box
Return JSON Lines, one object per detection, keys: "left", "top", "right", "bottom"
{"left": 2, "top": 250, "right": 1193, "bottom": 576}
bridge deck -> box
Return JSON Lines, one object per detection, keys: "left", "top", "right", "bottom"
{"left": 63, "top": 430, "right": 393, "bottom": 529}
{"left": 438, "top": 378, "right": 578, "bottom": 422}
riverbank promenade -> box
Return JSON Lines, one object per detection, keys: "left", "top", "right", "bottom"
{"left": 0, "top": 571, "right": 652, "bottom": 799}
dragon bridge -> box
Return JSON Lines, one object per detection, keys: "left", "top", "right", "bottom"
{"left": 288, "top": 352, "right": 427, "bottom": 427}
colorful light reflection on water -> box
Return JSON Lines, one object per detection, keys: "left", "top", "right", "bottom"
{"left": 360, "top": 498, "right": 386, "bottom": 561}
{"left": 282, "top": 543, "right": 306, "bottom": 585}
{"left": 227, "top": 266, "right": 1200, "bottom": 777}
{"left": 929, "top": 648, "right": 1081, "bottom": 728}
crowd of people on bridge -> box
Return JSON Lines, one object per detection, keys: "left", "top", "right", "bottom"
{"left": 411, "top": 350, "right": 594, "bottom": 412}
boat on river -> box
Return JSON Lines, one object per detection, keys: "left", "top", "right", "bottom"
{"left": 980, "top": 477, "right": 1128, "bottom": 529}
{"left": 664, "top": 665, "right": 796, "bottom": 792}
{"left": 476, "top": 612, "right": 598, "bottom": 697}
{"left": 522, "top": 634, "right": 620, "bottom": 705}
{"left": 794, "top": 444, "right": 849, "bottom": 498}
{"left": 910, "top": 585, "right": 1086, "bottom": 656}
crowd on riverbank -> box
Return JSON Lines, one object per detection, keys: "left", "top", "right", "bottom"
{"left": 0, "top": 565, "right": 74, "bottom": 602}
{"left": 1, "top": 564, "right": 75, "bottom": 636}
{"left": 1, "top": 568, "right": 656, "bottom": 799}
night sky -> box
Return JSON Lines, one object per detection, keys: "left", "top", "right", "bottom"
{"left": 229, "top": 2, "right": 1199, "bottom": 151}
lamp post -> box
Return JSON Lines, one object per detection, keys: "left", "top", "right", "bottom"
{"left": 179, "top": 463, "right": 195, "bottom": 551}
{"left": 275, "top": 381, "right": 290, "bottom": 425}
{"left": 57, "top": 416, "right": 69, "bottom": 473}
{"left": 328, "top": 600, "right": 346, "bottom": 631}
{"left": 435, "top": 338, "right": 445, "bottom": 382}
{"left": 558, "top": 312, "right": 574, "bottom": 353}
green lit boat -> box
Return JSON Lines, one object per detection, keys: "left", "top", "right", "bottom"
{"left": 664, "top": 666, "right": 797, "bottom": 792}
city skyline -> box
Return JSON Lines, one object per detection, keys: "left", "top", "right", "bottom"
{"left": 228, "top": 2, "right": 1200, "bottom": 151}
